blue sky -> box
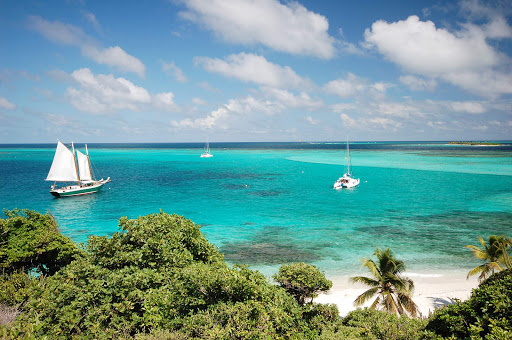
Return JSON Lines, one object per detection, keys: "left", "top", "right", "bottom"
{"left": 1, "top": 0, "right": 511, "bottom": 143}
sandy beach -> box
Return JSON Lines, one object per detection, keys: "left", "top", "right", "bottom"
{"left": 316, "top": 272, "right": 480, "bottom": 317}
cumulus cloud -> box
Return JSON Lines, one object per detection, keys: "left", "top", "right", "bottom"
{"left": 171, "top": 86, "right": 323, "bottom": 130}
{"left": 399, "top": 75, "right": 437, "bottom": 91}
{"left": 195, "top": 53, "right": 311, "bottom": 89}
{"left": 153, "top": 92, "right": 178, "bottom": 112}
{"left": 324, "top": 73, "right": 366, "bottom": 98}
{"left": 341, "top": 113, "right": 403, "bottom": 131}
{"left": 446, "top": 101, "right": 486, "bottom": 114}
{"left": 179, "top": 0, "right": 335, "bottom": 59}
{"left": 364, "top": 15, "right": 512, "bottom": 97}
{"left": 260, "top": 87, "right": 323, "bottom": 110}
{"left": 0, "top": 97, "right": 16, "bottom": 110}
{"left": 27, "top": 16, "right": 145, "bottom": 77}
{"left": 305, "top": 116, "right": 320, "bottom": 125}
{"left": 83, "top": 46, "right": 146, "bottom": 78}
{"left": 161, "top": 61, "right": 188, "bottom": 82}
{"left": 324, "top": 73, "right": 391, "bottom": 99}
{"left": 66, "top": 68, "right": 151, "bottom": 113}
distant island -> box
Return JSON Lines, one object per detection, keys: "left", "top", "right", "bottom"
{"left": 448, "top": 141, "right": 502, "bottom": 146}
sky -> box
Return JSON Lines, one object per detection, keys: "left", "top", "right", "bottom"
{"left": 0, "top": 0, "right": 511, "bottom": 143}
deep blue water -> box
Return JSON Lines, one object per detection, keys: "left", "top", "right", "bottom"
{"left": 1, "top": 141, "right": 511, "bottom": 277}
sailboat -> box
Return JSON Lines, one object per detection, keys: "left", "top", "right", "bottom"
{"left": 333, "top": 139, "right": 360, "bottom": 190}
{"left": 46, "top": 141, "right": 111, "bottom": 197}
{"left": 200, "top": 138, "right": 213, "bottom": 158}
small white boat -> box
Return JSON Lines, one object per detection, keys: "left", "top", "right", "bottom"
{"left": 46, "top": 141, "right": 110, "bottom": 197}
{"left": 200, "top": 139, "right": 213, "bottom": 158}
{"left": 333, "top": 139, "right": 360, "bottom": 190}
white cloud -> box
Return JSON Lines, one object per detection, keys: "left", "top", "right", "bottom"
{"left": 83, "top": 46, "right": 146, "bottom": 78}
{"left": 153, "top": 92, "right": 178, "bottom": 112}
{"left": 0, "top": 97, "right": 16, "bottom": 110}
{"left": 324, "top": 73, "right": 366, "bottom": 98}
{"left": 324, "top": 73, "right": 391, "bottom": 99}
{"left": 81, "top": 11, "right": 102, "bottom": 34}
{"left": 28, "top": 16, "right": 145, "bottom": 77}
{"left": 364, "top": 15, "right": 512, "bottom": 97}
{"left": 375, "top": 102, "right": 420, "bottom": 118}
{"left": 162, "top": 61, "right": 188, "bottom": 82}
{"left": 195, "top": 53, "right": 311, "bottom": 89}
{"left": 260, "top": 87, "right": 323, "bottom": 110}
{"left": 447, "top": 101, "right": 486, "bottom": 114}
{"left": 340, "top": 113, "right": 402, "bottom": 131}
{"left": 179, "top": 0, "right": 335, "bottom": 59}
{"left": 365, "top": 15, "right": 502, "bottom": 74}
{"left": 171, "top": 88, "right": 320, "bottom": 131}
{"left": 66, "top": 68, "right": 151, "bottom": 113}
{"left": 27, "top": 15, "right": 88, "bottom": 45}
{"left": 399, "top": 75, "right": 437, "bottom": 91}
{"left": 192, "top": 97, "right": 208, "bottom": 106}
{"left": 305, "top": 116, "right": 320, "bottom": 125}
{"left": 171, "top": 106, "right": 229, "bottom": 129}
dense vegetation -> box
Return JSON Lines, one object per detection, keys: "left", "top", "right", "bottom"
{"left": 0, "top": 209, "right": 511, "bottom": 339}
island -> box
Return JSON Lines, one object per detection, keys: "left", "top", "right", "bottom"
{"left": 448, "top": 141, "right": 503, "bottom": 146}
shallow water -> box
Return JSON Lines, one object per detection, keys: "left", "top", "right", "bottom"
{"left": 1, "top": 142, "right": 511, "bottom": 277}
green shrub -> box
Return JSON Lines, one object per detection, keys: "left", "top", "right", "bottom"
{"left": 342, "top": 308, "right": 428, "bottom": 340}
{"left": 426, "top": 269, "right": 512, "bottom": 339}
{"left": 0, "top": 209, "right": 83, "bottom": 276}
{"left": 0, "top": 271, "right": 41, "bottom": 306}
{"left": 273, "top": 262, "right": 333, "bottom": 305}
{"left": 11, "top": 211, "right": 342, "bottom": 339}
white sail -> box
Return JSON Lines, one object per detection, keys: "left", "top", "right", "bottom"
{"left": 76, "top": 149, "right": 92, "bottom": 181}
{"left": 46, "top": 141, "right": 79, "bottom": 182}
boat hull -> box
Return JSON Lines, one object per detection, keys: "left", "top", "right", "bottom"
{"left": 50, "top": 178, "right": 110, "bottom": 197}
{"left": 333, "top": 177, "right": 360, "bottom": 190}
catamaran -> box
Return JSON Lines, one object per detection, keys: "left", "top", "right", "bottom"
{"left": 46, "top": 141, "right": 110, "bottom": 197}
{"left": 200, "top": 139, "right": 213, "bottom": 158}
{"left": 333, "top": 140, "right": 360, "bottom": 190}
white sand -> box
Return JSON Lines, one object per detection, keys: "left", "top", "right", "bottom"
{"left": 315, "top": 272, "right": 479, "bottom": 317}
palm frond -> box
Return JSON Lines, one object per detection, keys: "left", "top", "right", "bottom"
{"left": 350, "top": 276, "right": 379, "bottom": 287}
{"left": 353, "top": 287, "right": 380, "bottom": 306}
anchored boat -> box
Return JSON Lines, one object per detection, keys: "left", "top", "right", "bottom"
{"left": 46, "top": 141, "right": 110, "bottom": 197}
{"left": 200, "top": 138, "right": 213, "bottom": 158}
{"left": 333, "top": 139, "right": 360, "bottom": 190}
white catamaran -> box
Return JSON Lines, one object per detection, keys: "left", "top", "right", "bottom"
{"left": 200, "top": 139, "right": 213, "bottom": 158}
{"left": 46, "top": 141, "right": 110, "bottom": 197}
{"left": 333, "top": 140, "right": 360, "bottom": 190}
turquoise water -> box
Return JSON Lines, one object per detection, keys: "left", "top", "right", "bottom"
{"left": 1, "top": 142, "right": 511, "bottom": 277}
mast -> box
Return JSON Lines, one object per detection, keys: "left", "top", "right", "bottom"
{"left": 86, "top": 144, "right": 94, "bottom": 180}
{"left": 346, "top": 138, "right": 350, "bottom": 175}
{"left": 72, "top": 142, "right": 80, "bottom": 183}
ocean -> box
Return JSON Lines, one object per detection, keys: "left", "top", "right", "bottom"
{"left": 1, "top": 141, "right": 511, "bottom": 278}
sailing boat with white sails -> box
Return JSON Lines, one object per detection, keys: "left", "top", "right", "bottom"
{"left": 46, "top": 141, "right": 110, "bottom": 197}
{"left": 200, "top": 138, "right": 213, "bottom": 158}
{"left": 333, "top": 139, "right": 360, "bottom": 190}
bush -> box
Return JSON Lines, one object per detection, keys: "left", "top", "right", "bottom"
{"left": 273, "top": 262, "right": 333, "bottom": 305}
{"left": 426, "top": 269, "right": 512, "bottom": 339}
{"left": 342, "top": 308, "right": 428, "bottom": 340}
{"left": 10, "top": 211, "right": 342, "bottom": 339}
{"left": 0, "top": 209, "right": 83, "bottom": 276}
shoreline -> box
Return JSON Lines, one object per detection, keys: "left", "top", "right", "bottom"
{"left": 316, "top": 272, "right": 479, "bottom": 317}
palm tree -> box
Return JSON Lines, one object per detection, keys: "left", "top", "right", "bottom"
{"left": 350, "top": 248, "right": 418, "bottom": 317}
{"left": 465, "top": 235, "right": 509, "bottom": 282}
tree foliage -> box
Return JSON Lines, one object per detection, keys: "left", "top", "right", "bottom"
{"left": 11, "top": 211, "right": 341, "bottom": 339}
{"left": 426, "top": 269, "right": 512, "bottom": 339}
{"left": 350, "top": 248, "right": 418, "bottom": 317}
{"left": 0, "top": 209, "right": 83, "bottom": 276}
{"left": 466, "top": 235, "right": 511, "bottom": 282}
{"left": 273, "top": 262, "right": 333, "bottom": 305}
